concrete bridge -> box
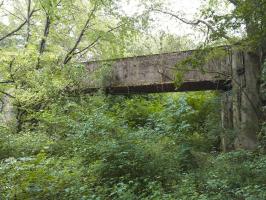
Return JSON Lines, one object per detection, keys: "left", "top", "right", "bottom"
{"left": 0, "top": 47, "right": 260, "bottom": 151}
{"left": 84, "top": 48, "right": 232, "bottom": 94}
{"left": 84, "top": 48, "right": 261, "bottom": 151}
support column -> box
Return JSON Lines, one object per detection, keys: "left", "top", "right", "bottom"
{"left": 221, "top": 91, "right": 234, "bottom": 152}
{"left": 232, "top": 50, "right": 261, "bottom": 150}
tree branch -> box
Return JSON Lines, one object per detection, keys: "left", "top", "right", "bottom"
{"left": 152, "top": 9, "right": 214, "bottom": 29}
{"left": 0, "top": 9, "right": 37, "bottom": 42}
{"left": 0, "top": 91, "right": 15, "bottom": 98}
{"left": 36, "top": 14, "right": 51, "bottom": 69}
{"left": 0, "top": 98, "right": 4, "bottom": 113}
{"left": 0, "top": 59, "right": 18, "bottom": 100}
{"left": 0, "top": 80, "right": 14, "bottom": 84}
{"left": 152, "top": 9, "right": 230, "bottom": 40}
{"left": 72, "top": 24, "right": 123, "bottom": 56}
{"left": 227, "top": 0, "right": 238, "bottom": 6}
{"left": 36, "top": 0, "right": 62, "bottom": 68}
{"left": 2, "top": 8, "right": 25, "bottom": 21}
{"left": 39, "top": 14, "right": 51, "bottom": 54}
{"left": 63, "top": 5, "right": 98, "bottom": 64}
{"left": 8, "top": 58, "right": 17, "bottom": 88}
{"left": 25, "top": 0, "right": 31, "bottom": 46}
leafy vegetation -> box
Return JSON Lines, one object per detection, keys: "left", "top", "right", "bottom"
{"left": 1, "top": 93, "right": 266, "bottom": 199}
{"left": 0, "top": 0, "right": 266, "bottom": 199}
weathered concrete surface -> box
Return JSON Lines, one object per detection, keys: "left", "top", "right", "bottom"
{"left": 84, "top": 50, "right": 232, "bottom": 94}
{"left": 221, "top": 91, "right": 234, "bottom": 152}
{"left": 232, "top": 51, "right": 262, "bottom": 150}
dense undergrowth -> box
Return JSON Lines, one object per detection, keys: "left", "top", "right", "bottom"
{"left": 1, "top": 92, "right": 266, "bottom": 199}
{"left": 1, "top": 0, "right": 266, "bottom": 199}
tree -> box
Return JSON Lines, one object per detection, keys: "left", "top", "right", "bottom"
{"left": 0, "top": 0, "right": 152, "bottom": 131}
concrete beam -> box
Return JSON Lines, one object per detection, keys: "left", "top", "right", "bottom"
{"left": 84, "top": 49, "right": 232, "bottom": 94}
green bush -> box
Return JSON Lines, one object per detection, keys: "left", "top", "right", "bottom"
{"left": 200, "top": 151, "right": 266, "bottom": 200}
{"left": 1, "top": 93, "right": 266, "bottom": 199}
{"left": 0, "top": 131, "right": 53, "bottom": 159}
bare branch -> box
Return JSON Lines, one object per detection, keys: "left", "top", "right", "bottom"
{"left": 152, "top": 9, "right": 230, "bottom": 40}
{"left": 152, "top": 9, "right": 213, "bottom": 29}
{"left": 63, "top": 5, "right": 98, "bottom": 64}
{"left": 0, "top": 9, "right": 37, "bottom": 42}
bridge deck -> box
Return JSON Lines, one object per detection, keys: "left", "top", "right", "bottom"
{"left": 84, "top": 49, "right": 232, "bottom": 94}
